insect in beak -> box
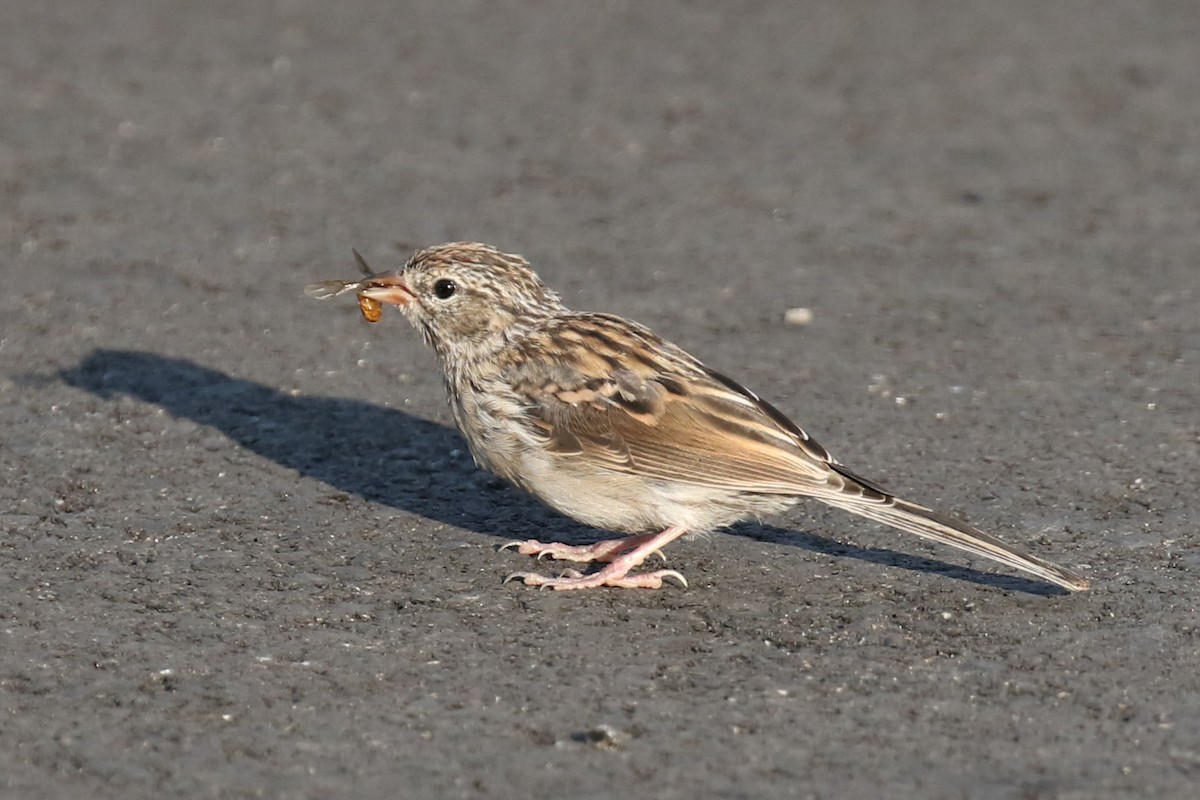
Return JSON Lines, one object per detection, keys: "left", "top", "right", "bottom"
{"left": 304, "top": 249, "right": 414, "bottom": 322}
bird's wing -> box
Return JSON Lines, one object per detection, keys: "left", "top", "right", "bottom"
{"left": 503, "top": 314, "right": 884, "bottom": 501}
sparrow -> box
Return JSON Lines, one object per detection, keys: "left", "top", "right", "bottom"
{"left": 305, "top": 243, "right": 1090, "bottom": 593}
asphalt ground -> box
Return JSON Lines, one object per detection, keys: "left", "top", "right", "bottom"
{"left": 2, "top": 2, "right": 1197, "bottom": 798}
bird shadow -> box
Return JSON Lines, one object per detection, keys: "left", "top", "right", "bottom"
{"left": 58, "top": 349, "right": 1064, "bottom": 596}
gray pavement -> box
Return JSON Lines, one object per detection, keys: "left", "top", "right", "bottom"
{"left": 2, "top": 2, "right": 1198, "bottom": 798}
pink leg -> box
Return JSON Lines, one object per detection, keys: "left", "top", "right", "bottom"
{"left": 498, "top": 532, "right": 664, "bottom": 563}
{"left": 504, "top": 526, "right": 691, "bottom": 590}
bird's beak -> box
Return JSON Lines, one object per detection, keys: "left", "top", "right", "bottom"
{"left": 350, "top": 248, "right": 414, "bottom": 307}
{"left": 358, "top": 273, "right": 414, "bottom": 307}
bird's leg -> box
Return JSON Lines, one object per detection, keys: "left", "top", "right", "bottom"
{"left": 499, "top": 532, "right": 664, "bottom": 563}
{"left": 504, "top": 525, "right": 690, "bottom": 590}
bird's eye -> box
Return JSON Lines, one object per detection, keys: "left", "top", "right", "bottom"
{"left": 433, "top": 278, "right": 457, "bottom": 299}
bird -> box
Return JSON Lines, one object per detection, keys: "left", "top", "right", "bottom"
{"left": 305, "top": 242, "right": 1090, "bottom": 593}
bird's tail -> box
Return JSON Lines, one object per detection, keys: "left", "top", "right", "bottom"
{"left": 822, "top": 493, "right": 1090, "bottom": 592}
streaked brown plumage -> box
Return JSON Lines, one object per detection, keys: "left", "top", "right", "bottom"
{"left": 306, "top": 242, "right": 1090, "bottom": 593}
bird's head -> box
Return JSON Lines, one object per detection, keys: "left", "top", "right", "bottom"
{"left": 357, "top": 242, "right": 566, "bottom": 363}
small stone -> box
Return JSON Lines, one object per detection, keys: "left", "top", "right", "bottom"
{"left": 783, "top": 307, "right": 814, "bottom": 326}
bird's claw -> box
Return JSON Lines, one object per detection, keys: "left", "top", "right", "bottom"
{"left": 658, "top": 569, "right": 688, "bottom": 588}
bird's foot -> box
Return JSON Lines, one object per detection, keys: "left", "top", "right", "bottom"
{"left": 504, "top": 565, "right": 687, "bottom": 591}
{"left": 498, "top": 532, "right": 664, "bottom": 563}
{"left": 501, "top": 525, "right": 691, "bottom": 590}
